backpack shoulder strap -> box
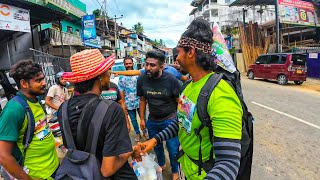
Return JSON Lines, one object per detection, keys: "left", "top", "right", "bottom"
{"left": 181, "top": 79, "right": 192, "bottom": 93}
{"left": 76, "top": 97, "right": 100, "bottom": 149}
{"left": 11, "top": 96, "right": 35, "bottom": 151}
{"left": 85, "top": 100, "right": 114, "bottom": 155}
{"left": 60, "top": 100, "right": 76, "bottom": 149}
{"left": 197, "top": 73, "right": 223, "bottom": 126}
{"left": 193, "top": 73, "right": 223, "bottom": 175}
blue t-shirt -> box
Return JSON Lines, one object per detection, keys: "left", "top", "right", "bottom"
{"left": 140, "top": 64, "right": 182, "bottom": 80}
{"left": 118, "top": 76, "right": 140, "bottom": 110}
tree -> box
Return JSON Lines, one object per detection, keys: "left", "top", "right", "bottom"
{"left": 133, "top": 22, "right": 144, "bottom": 34}
{"left": 92, "top": 9, "right": 101, "bottom": 17}
{"left": 159, "top": 39, "right": 163, "bottom": 46}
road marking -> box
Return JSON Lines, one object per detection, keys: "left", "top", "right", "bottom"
{"left": 252, "top": 102, "right": 320, "bottom": 130}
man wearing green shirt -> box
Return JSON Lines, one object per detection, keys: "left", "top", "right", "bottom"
{"left": 140, "top": 19, "right": 243, "bottom": 179}
{"left": 0, "top": 60, "right": 59, "bottom": 180}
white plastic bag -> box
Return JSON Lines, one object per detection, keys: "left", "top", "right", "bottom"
{"left": 132, "top": 153, "right": 163, "bottom": 180}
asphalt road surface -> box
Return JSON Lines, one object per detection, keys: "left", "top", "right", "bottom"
{"left": 130, "top": 77, "right": 320, "bottom": 180}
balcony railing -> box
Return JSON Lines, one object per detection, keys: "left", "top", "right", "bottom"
{"left": 49, "top": 28, "right": 82, "bottom": 46}
{"left": 47, "top": 0, "right": 86, "bottom": 18}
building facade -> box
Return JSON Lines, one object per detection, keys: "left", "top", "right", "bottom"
{"left": 189, "top": 0, "right": 275, "bottom": 29}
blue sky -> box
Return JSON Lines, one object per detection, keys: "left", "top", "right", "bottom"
{"left": 81, "top": 0, "right": 194, "bottom": 47}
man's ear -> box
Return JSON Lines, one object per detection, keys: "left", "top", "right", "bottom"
{"left": 20, "top": 79, "right": 29, "bottom": 89}
{"left": 188, "top": 47, "right": 196, "bottom": 58}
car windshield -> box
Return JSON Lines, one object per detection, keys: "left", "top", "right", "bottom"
{"left": 291, "top": 54, "right": 306, "bottom": 66}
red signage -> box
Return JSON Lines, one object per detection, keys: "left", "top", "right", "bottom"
{"left": 278, "top": 0, "right": 319, "bottom": 26}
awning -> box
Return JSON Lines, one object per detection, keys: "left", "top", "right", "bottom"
{"left": 0, "top": 0, "right": 71, "bottom": 25}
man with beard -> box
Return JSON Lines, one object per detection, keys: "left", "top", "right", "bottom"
{"left": 45, "top": 72, "right": 70, "bottom": 116}
{"left": 58, "top": 50, "right": 141, "bottom": 179}
{"left": 0, "top": 60, "right": 59, "bottom": 179}
{"left": 139, "top": 19, "right": 243, "bottom": 180}
{"left": 137, "top": 50, "right": 181, "bottom": 180}
{"left": 118, "top": 57, "right": 142, "bottom": 141}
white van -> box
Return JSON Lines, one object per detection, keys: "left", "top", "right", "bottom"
{"left": 111, "top": 58, "right": 138, "bottom": 85}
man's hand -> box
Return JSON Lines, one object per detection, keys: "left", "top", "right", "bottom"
{"left": 138, "top": 138, "right": 157, "bottom": 154}
{"left": 131, "top": 145, "right": 143, "bottom": 162}
{"left": 140, "top": 119, "right": 146, "bottom": 131}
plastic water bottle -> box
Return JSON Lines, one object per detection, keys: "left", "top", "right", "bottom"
{"left": 132, "top": 161, "right": 146, "bottom": 179}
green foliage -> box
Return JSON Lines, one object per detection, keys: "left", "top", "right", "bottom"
{"left": 133, "top": 22, "right": 144, "bottom": 34}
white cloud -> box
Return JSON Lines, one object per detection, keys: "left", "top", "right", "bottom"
{"left": 81, "top": 0, "right": 194, "bottom": 47}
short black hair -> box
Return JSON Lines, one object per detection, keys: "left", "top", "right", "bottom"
{"left": 182, "top": 18, "right": 215, "bottom": 71}
{"left": 123, "top": 56, "right": 133, "bottom": 63}
{"left": 9, "top": 60, "right": 43, "bottom": 88}
{"left": 146, "top": 50, "right": 165, "bottom": 65}
{"left": 74, "top": 76, "right": 98, "bottom": 93}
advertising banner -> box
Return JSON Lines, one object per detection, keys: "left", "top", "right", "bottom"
{"left": 0, "top": 3, "right": 30, "bottom": 32}
{"left": 81, "top": 14, "right": 96, "bottom": 40}
{"left": 279, "top": 0, "right": 319, "bottom": 27}
{"left": 81, "top": 14, "right": 101, "bottom": 48}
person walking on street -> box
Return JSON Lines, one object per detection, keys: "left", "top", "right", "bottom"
{"left": 140, "top": 19, "right": 243, "bottom": 180}
{"left": 45, "top": 72, "right": 70, "bottom": 117}
{"left": 118, "top": 57, "right": 142, "bottom": 141}
{"left": 0, "top": 60, "right": 59, "bottom": 180}
{"left": 137, "top": 50, "right": 181, "bottom": 180}
{"left": 58, "top": 50, "right": 141, "bottom": 179}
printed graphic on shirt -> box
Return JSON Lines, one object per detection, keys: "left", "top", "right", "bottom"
{"left": 59, "top": 92, "right": 66, "bottom": 102}
{"left": 34, "top": 116, "right": 51, "bottom": 141}
{"left": 178, "top": 94, "right": 196, "bottom": 134}
{"left": 101, "top": 89, "right": 118, "bottom": 101}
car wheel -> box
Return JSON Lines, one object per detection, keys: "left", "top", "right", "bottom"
{"left": 248, "top": 71, "right": 254, "bottom": 79}
{"left": 277, "top": 75, "right": 288, "bottom": 85}
{"left": 294, "top": 81, "right": 304, "bottom": 85}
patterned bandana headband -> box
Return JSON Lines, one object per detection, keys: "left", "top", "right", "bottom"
{"left": 177, "top": 36, "right": 212, "bottom": 54}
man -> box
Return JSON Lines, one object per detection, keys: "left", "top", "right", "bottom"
{"left": 137, "top": 50, "right": 181, "bottom": 180}
{"left": 113, "top": 61, "right": 189, "bottom": 82}
{"left": 45, "top": 72, "right": 70, "bottom": 116}
{"left": 0, "top": 60, "right": 59, "bottom": 179}
{"left": 118, "top": 57, "right": 141, "bottom": 141}
{"left": 58, "top": 49, "right": 140, "bottom": 179}
{"left": 101, "top": 81, "right": 131, "bottom": 131}
{"left": 140, "top": 19, "right": 243, "bottom": 179}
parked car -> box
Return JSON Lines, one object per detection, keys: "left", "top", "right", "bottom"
{"left": 247, "top": 53, "right": 307, "bottom": 85}
{"left": 111, "top": 58, "right": 138, "bottom": 85}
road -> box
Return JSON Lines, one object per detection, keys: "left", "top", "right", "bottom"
{"left": 244, "top": 77, "right": 320, "bottom": 180}
{"left": 130, "top": 77, "right": 320, "bottom": 180}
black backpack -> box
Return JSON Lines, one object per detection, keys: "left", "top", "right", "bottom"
{"left": 180, "top": 70, "right": 254, "bottom": 180}
{"left": 55, "top": 98, "right": 113, "bottom": 180}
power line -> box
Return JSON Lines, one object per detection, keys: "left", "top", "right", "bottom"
{"left": 112, "top": 0, "right": 122, "bottom": 15}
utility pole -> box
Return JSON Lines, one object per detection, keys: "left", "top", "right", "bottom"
{"left": 114, "top": 15, "right": 123, "bottom": 58}
{"left": 275, "top": 0, "right": 280, "bottom": 53}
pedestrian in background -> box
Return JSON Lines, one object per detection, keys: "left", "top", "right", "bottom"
{"left": 137, "top": 50, "right": 181, "bottom": 180}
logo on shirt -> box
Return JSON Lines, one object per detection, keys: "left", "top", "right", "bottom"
{"left": 178, "top": 94, "right": 196, "bottom": 135}
{"left": 34, "top": 116, "right": 51, "bottom": 141}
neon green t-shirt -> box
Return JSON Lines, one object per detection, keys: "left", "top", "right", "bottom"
{"left": 177, "top": 73, "right": 243, "bottom": 179}
{"left": 0, "top": 93, "right": 59, "bottom": 179}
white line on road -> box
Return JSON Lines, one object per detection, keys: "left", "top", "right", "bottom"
{"left": 252, "top": 102, "right": 320, "bottom": 130}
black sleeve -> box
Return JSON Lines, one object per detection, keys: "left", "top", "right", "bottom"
{"left": 102, "top": 103, "right": 133, "bottom": 156}
{"left": 172, "top": 77, "right": 182, "bottom": 98}
{"left": 136, "top": 76, "right": 143, "bottom": 97}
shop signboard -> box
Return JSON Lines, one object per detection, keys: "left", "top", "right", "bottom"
{"left": 81, "top": 14, "right": 101, "bottom": 48}
{"left": 0, "top": 3, "right": 30, "bottom": 32}
{"left": 279, "top": 0, "right": 319, "bottom": 27}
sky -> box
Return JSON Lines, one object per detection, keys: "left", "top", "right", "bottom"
{"left": 81, "top": 0, "right": 194, "bottom": 48}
